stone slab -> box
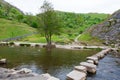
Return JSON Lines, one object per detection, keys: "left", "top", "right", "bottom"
{"left": 74, "top": 66, "right": 87, "bottom": 73}
{"left": 80, "top": 62, "right": 96, "bottom": 74}
{"left": 67, "top": 70, "right": 86, "bottom": 80}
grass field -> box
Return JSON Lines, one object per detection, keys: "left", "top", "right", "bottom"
{"left": 0, "top": 18, "right": 36, "bottom": 40}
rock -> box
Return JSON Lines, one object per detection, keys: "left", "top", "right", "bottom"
{"left": 0, "top": 58, "right": 7, "bottom": 64}
{"left": 30, "top": 72, "right": 39, "bottom": 76}
{"left": 67, "top": 70, "right": 86, "bottom": 80}
{"left": 0, "top": 67, "right": 41, "bottom": 80}
{"left": 14, "top": 43, "right": 20, "bottom": 47}
{"left": 87, "top": 56, "right": 98, "bottom": 65}
{"left": 47, "top": 77, "right": 60, "bottom": 80}
{"left": 12, "top": 74, "right": 60, "bottom": 80}
{"left": 11, "top": 68, "right": 32, "bottom": 74}
{"left": 0, "top": 67, "right": 11, "bottom": 74}
{"left": 116, "top": 19, "right": 120, "bottom": 23}
{"left": 87, "top": 60, "right": 94, "bottom": 64}
{"left": 95, "top": 49, "right": 112, "bottom": 59}
{"left": 40, "top": 73, "right": 51, "bottom": 79}
{"left": 74, "top": 66, "right": 87, "bottom": 73}
{"left": 80, "top": 62, "right": 97, "bottom": 74}
{"left": 89, "top": 9, "right": 120, "bottom": 44}
{"left": 96, "top": 52, "right": 105, "bottom": 59}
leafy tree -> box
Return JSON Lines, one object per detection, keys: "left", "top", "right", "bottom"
{"left": 17, "top": 14, "right": 23, "bottom": 22}
{"left": 38, "top": 0, "right": 61, "bottom": 48}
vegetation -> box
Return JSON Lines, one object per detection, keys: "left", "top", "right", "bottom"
{"left": 0, "top": 0, "right": 109, "bottom": 44}
{"left": 36, "top": 0, "right": 62, "bottom": 47}
{"left": 78, "top": 33, "right": 104, "bottom": 46}
{"left": 0, "top": 18, "right": 36, "bottom": 40}
{"left": 57, "top": 11, "right": 109, "bottom": 36}
{"left": 0, "top": 0, "right": 38, "bottom": 28}
{"left": 23, "top": 12, "right": 108, "bottom": 44}
{"left": 0, "top": 0, "right": 23, "bottom": 21}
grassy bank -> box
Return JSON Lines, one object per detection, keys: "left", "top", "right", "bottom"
{"left": 78, "top": 33, "right": 104, "bottom": 46}
{"left": 0, "top": 18, "right": 36, "bottom": 40}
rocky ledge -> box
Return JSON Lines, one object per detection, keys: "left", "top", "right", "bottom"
{"left": 0, "top": 67, "right": 59, "bottom": 80}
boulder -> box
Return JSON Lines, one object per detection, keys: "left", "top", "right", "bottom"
{"left": 0, "top": 58, "right": 7, "bottom": 64}
{"left": 80, "top": 62, "right": 97, "bottom": 74}
{"left": 67, "top": 70, "right": 86, "bottom": 80}
{"left": 74, "top": 66, "right": 87, "bottom": 73}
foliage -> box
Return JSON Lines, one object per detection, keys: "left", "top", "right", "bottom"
{"left": 37, "top": 0, "right": 62, "bottom": 46}
{"left": 57, "top": 11, "right": 109, "bottom": 36}
{"left": 0, "top": 0, "right": 23, "bottom": 20}
{"left": 0, "top": 0, "right": 38, "bottom": 28}
{"left": 0, "top": 0, "right": 109, "bottom": 44}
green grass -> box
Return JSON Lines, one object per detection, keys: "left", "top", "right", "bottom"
{"left": 78, "top": 33, "right": 104, "bottom": 46}
{"left": 21, "top": 34, "right": 46, "bottom": 43}
{"left": 0, "top": 18, "right": 36, "bottom": 40}
{"left": 22, "top": 34, "right": 72, "bottom": 44}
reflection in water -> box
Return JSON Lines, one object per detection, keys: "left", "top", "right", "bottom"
{"left": 0, "top": 46, "right": 100, "bottom": 80}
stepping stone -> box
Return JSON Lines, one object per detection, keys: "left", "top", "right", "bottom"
{"left": 87, "top": 60, "right": 94, "bottom": 64}
{"left": 87, "top": 56, "right": 98, "bottom": 65}
{"left": 67, "top": 70, "right": 86, "bottom": 80}
{"left": 74, "top": 66, "right": 87, "bottom": 73}
{"left": 80, "top": 62, "right": 96, "bottom": 74}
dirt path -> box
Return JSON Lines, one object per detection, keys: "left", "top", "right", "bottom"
{"left": 74, "top": 34, "right": 81, "bottom": 43}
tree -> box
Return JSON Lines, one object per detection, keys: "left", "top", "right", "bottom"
{"left": 38, "top": 0, "right": 61, "bottom": 48}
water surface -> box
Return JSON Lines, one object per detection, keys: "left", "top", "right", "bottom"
{"left": 87, "top": 53, "right": 120, "bottom": 80}
{"left": 0, "top": 46, "right": 100, "bottom": 80}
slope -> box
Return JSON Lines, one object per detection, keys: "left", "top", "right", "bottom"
{"left": 87, "top": 9, "right": 120, "bottom": 45}
{"left": 0, "top": 18, "right": 36, "bottom": 40}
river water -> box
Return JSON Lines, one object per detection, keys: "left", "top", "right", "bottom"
{"left": 0, "top": 46, "right": 100, "bottom": 80}
{"left": 87, "top": 53, "right": 120, "bottom": 80}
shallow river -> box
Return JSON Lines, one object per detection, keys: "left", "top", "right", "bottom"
{"left": 87, "top": 53, "right": 120, "bottom": 80}
{"left": 0, "top": 46, "right": 100, "bottom": 80}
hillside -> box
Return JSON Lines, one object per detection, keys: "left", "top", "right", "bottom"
{"left": 23, "top": 12, "right": 109, "bottom": 43}
{"left": 0, "top": 18, "right": 36, "bottom": 40}
{"left": 87, "top": 9, "right": 120, "bottom": 45}
{"left": 57, "top": 11, "right": 109, "bottom": 36}
{"left": 0, "top": 0, "right": 23, "bottom": 20}
{"left": 0, "top": 0, "right": 109, "bottom": 43}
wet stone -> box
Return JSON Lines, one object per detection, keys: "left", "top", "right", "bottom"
{"left": 80, "top": 62, "right": 97, "bottom": 74}
{"left": 74, "top": 66, "right": 87, "bottom": 73}
{"left": 67, "top": 70, "right": 86, "bottom": 80}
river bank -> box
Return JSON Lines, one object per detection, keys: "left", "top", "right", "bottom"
{"left": 0, "top": 42, "right": 110, "bottom": 50}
